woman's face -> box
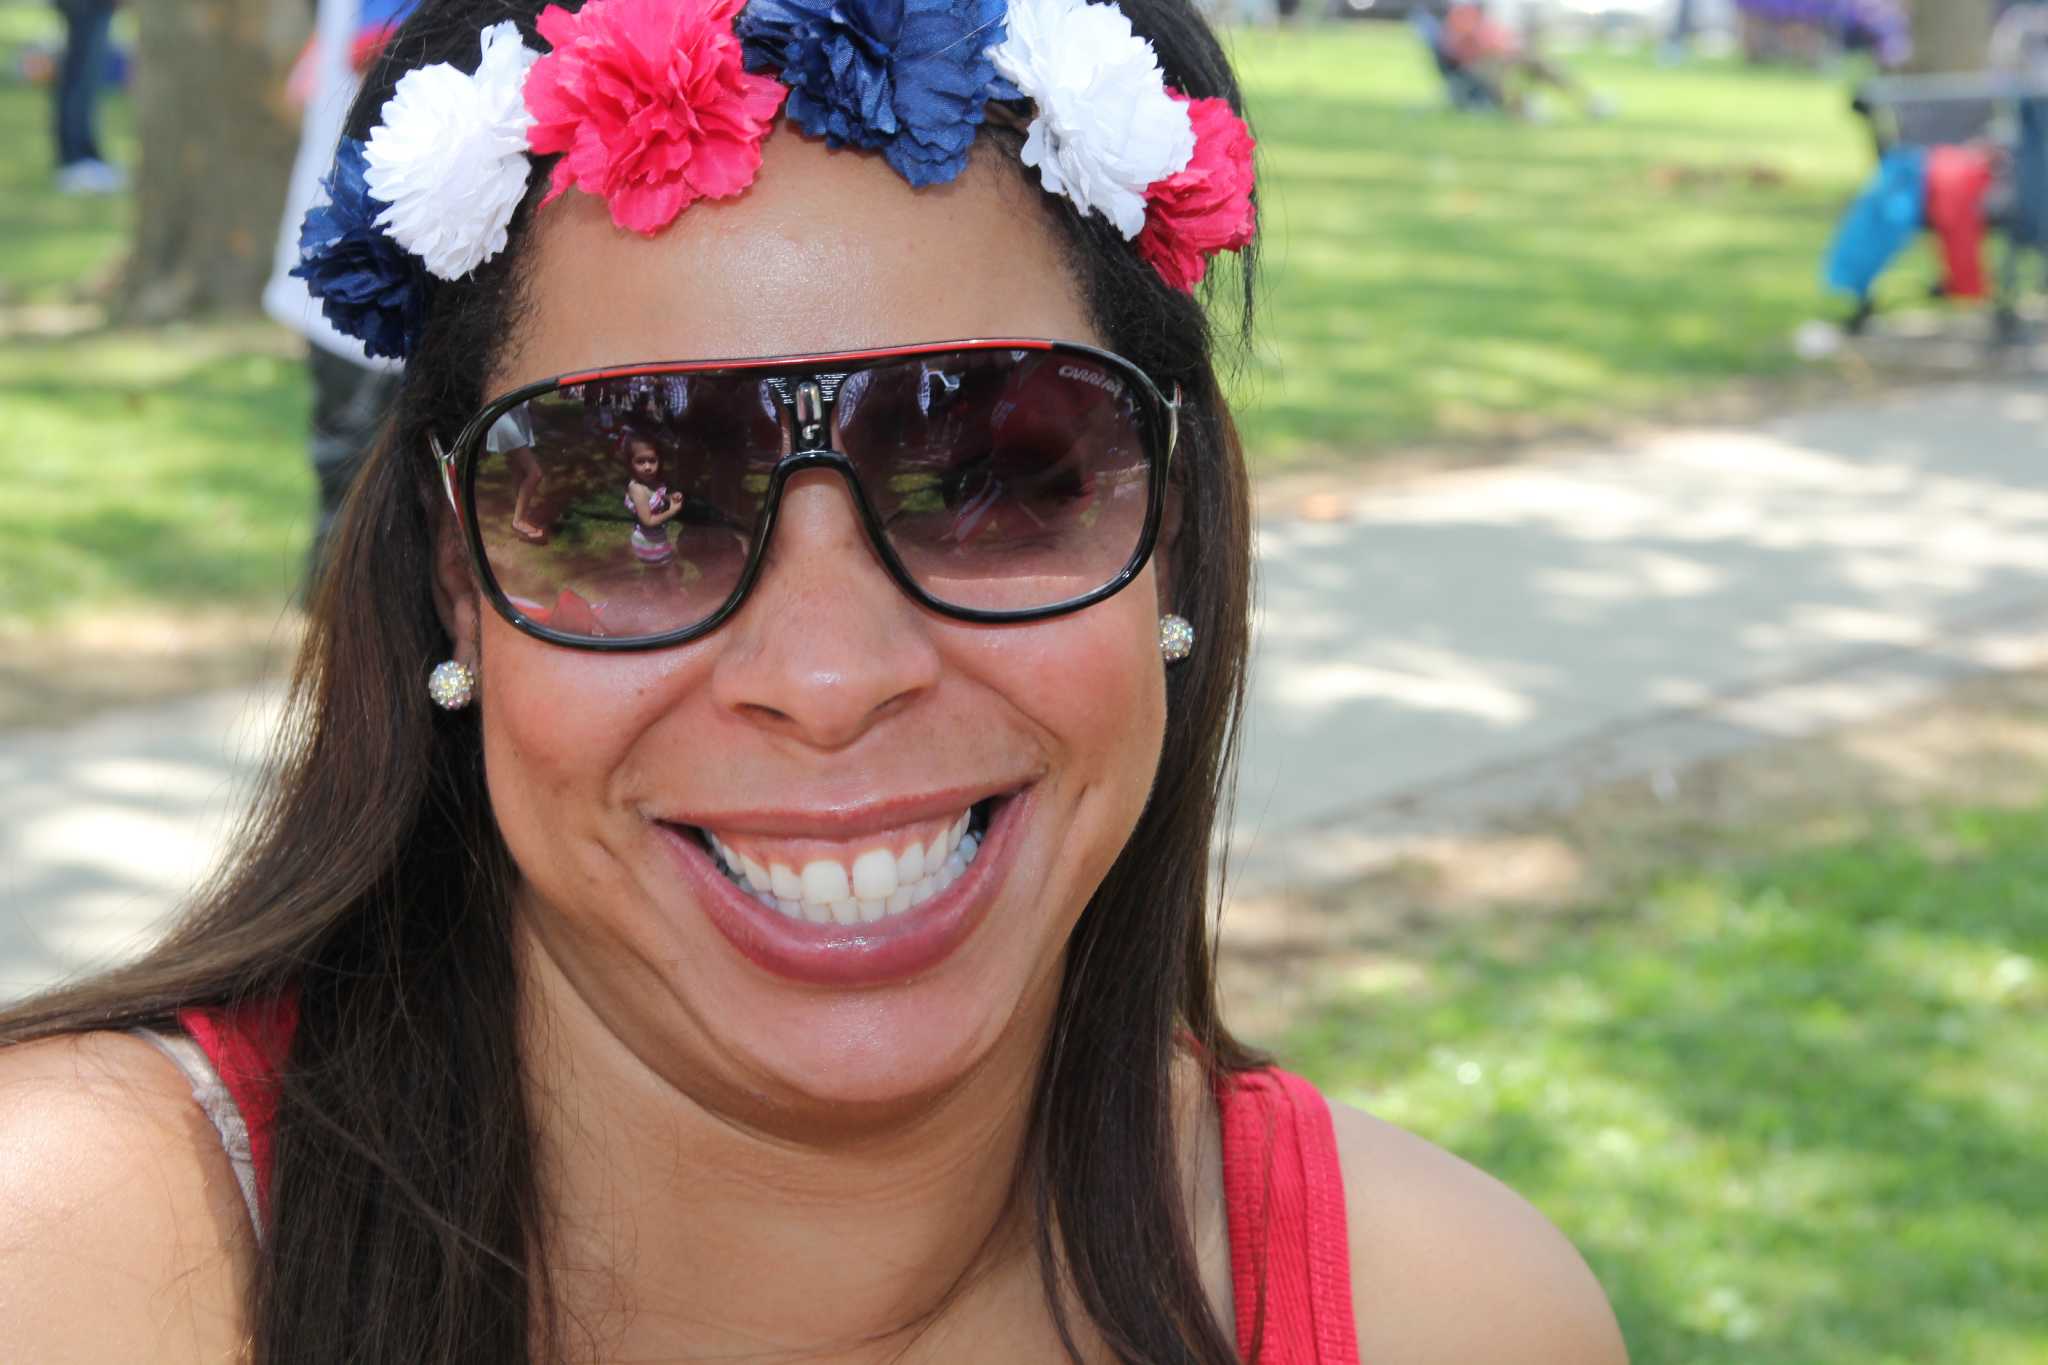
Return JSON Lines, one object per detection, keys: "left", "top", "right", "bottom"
{"left": 456, "top": 134, "right": 1169, "bottom": 1128}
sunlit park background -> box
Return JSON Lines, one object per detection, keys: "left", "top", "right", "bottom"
{"left": 1, "top": 8, "right": 1906, "bottom": 622}
{"left": 3, "top": 1, "right": 2044, "bottom": 1360}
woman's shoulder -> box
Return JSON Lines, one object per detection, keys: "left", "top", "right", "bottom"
{"left": 0, "top": 1030, "right": 253, "bottom": 1361}
{"left": 1325, "top": 1096, "right": 1629, "bottom": 1365}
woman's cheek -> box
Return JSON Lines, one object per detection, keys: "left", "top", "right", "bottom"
{"left": 1002, "top": 591, "right": 1166, "bottom": 807}
{"left": 478, "top": 625, "right": 658, "bottom": 872}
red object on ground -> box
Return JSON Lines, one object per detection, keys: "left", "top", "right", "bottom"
{"left": 182, "top": 1002, "right": 1362, "bottom": 1358}
{"left": 1925, "top": 145, "right": 1996, "bottom": 300}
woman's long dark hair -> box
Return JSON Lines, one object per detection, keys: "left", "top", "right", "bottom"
{"left": 0, "top": 1, "right": 1265, "bottom": 1358}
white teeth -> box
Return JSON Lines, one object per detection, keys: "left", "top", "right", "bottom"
{"left": 896, "top": 840, "right": 925, "bottom": 886}
{"left": 851, "top": 848, "right": 897, "bottom": 901}
{"left": 770, "top": 862, "right": 802, "bottom": 900}
{"left": 705, "top": 806, "right": 990, "bottom": 925}
{"left": 801, "top": 860, "right": 851, "bottom": 904}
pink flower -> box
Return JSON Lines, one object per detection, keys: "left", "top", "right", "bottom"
{"left": 525, "top": 0, "right": 788, "bottom": 236}
{"left": 1135, "top": 92, "right": 1256, "bottom": 294}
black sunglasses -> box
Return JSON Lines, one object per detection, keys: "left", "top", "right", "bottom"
{"left": 435, "top": 339, "right": 1180, "bottom": 651}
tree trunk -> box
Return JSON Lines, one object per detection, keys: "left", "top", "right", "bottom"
{"left": 1909, "top": 0, "right": 1994, "bottom": 74}
{"left": 119, "top": 0, "right": 307, "bottom": 322}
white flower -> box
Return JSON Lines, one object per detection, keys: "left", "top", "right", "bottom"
{"left": 989, "top": 0, "right": 1195, "bottom": 239}
{"left": 363, "top": 21, "right": 540, "bottom": 281}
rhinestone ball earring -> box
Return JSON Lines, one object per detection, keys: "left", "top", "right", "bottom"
{"left": 1158, "top": 614, "right": 1195, "bottom": 663}
{"left": 428, "top": 659, "right": 476, "bottom": 710}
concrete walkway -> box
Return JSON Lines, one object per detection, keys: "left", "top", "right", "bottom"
{"left": 1233, "top": 378, "right": 2048, "bottom": 890}
{"left": 7, "top": 378, "right": 2048, "bottom": 999}
{"left": 1, "top": 687, "right": 283, "bottom": 999}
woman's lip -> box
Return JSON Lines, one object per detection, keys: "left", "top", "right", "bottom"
{"left": 658, "top": 782, "right": 1024, "bottom": 841}
{"left": 654, "top": 789, "right": 1030, "bottom": 988}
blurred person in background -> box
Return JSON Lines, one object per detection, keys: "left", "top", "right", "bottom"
{"left": 50, "top": 0, "right": 123, "bottom": 194}
{"left": 1661, "top": 0, "right": 1700, "bottom": 63}
{"left": 264, "top": 0, "right": 416, "bottom": 587}
{"left": 1735, "top": 0, "right": 1908, "bottom": 67}
{"left": 1440, "top": 0, "right": 1615, "bottom": 119}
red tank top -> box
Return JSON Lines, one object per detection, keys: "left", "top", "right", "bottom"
{"left": 179, "top": 1002, "right": 1359, "bottom": 1363}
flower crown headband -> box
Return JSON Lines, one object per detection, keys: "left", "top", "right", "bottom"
{"left": 294, "top": 0, "right": 1257, "bottom": 361}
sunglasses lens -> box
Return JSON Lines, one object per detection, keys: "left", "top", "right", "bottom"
{"left": 834, "top": 349, "right": 1157, "bottom": 614}
{"left": 469, "top": 375, "right": 787, "bottom": 641}
{"left": 466, "top": 347, "right": 1163, "bottom": 644}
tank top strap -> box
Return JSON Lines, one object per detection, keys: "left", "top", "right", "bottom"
{"left": 161, "top": 1001, "right": 1358, "bottom": 1352}
{"left": 1216, "top": 1066, "right": 1362, "bottom": 1364}
{"left": 175, "top": 994, "right": 299, "bottom": 1221}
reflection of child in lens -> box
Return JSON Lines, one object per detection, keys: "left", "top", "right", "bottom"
{"left": 622, "top": 433, "right": 683, "bottom": 564}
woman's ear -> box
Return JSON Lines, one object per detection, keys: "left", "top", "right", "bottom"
{"left": 1154, "top": 481, "right": 1186, "bottom": 611}
{"left": 430, "top": 503, "right": 483, "bottom": 666}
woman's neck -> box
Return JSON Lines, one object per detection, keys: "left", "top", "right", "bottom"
{"left": 516, "top": 931, "right": 1081, "bottom": 1363}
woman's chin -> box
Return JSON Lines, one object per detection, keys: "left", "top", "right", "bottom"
{"left": 708, "top": 989, "right": 1023, "bottom": 1125}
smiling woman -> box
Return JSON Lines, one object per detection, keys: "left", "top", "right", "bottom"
{"left": 0, "top": 1, "right": 1623, "bottom": 1362}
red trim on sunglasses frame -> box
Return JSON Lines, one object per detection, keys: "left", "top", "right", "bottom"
{"left": 433, "top": 338, "right": 1184, "bottom": 653}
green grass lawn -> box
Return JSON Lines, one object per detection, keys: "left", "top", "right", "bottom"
{"left": 1277, "top": 802, "right": 2048, "bottom": 1364}
{"left": 0, "top": 3, "right": 312, "bottom": 624}
{"left": 0, "top": 324, "right": 311, "bottom": 616}
{"left": 1223, "top": 27, "right": 1882, "bottom": 462}
{"left": 1, "top": 16, "right": 1895, "bottom": 616}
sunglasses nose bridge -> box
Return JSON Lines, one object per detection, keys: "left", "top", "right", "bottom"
{"left": 767, "top": 446, "right": 887, "bottom": 533}
{"left": 748, "top": 444, "right": 923, "bottom": 609}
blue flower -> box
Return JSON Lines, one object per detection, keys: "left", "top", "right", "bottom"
{"left": 739, "top": 0, "right": 1014, "bottom": 189}
{"left": 290, "top": 138, "right": 429, "bottom": 361}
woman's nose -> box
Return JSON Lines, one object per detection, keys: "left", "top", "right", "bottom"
{"left": 707, "top": 469, "right": 941, "bottom": 751}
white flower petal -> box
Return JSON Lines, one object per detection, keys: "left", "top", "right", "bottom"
{"left": 364, "top": 21, "right": 541, "bottom": 281}
{"left": 989, "top": 0, "right": 1194, "bottom": 239}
